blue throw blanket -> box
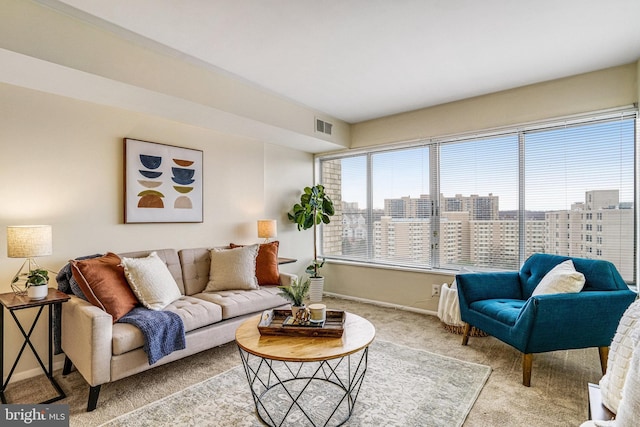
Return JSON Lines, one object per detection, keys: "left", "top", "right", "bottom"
{"left": 117, "top": 307, "right": 186, "bottom": 365}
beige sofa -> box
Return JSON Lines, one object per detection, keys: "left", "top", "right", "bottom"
{"left": 60, "top": 247, "right": 294, "bottom": 411}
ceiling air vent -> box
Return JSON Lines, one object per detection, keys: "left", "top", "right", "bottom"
{"left": 315, "top": 118, "right": 333, "bottom": 136}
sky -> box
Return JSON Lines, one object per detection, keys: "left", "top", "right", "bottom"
{"left": 339, "top": 119, "right": 635, "bottom": 212}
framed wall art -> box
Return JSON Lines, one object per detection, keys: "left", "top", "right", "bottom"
{"left": 124, "top": 138, "right": 203, "bottom": 223}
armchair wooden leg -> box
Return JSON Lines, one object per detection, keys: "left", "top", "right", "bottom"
{"left": 598, "top": 346, "right": 609, "bottom": 375}
{"left": 523, "top": 353, "right": 533, "bottom": 387}
{"left": 461, "top": 323, "right": 471, "bottom": 346}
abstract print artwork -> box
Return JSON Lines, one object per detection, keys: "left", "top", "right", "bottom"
{"left": 124, "top": 138, "right": 203, "bottom": 223}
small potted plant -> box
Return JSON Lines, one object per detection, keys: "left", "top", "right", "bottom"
{"left": 277, "top": 277, "right": 310, "bottom": 317}
{"left": 26, "top": 268, "right": 49, "bottom": 300}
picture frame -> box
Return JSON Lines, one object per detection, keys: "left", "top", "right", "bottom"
{"left": 124, "top": 138, "right": 203, "bottom": 223}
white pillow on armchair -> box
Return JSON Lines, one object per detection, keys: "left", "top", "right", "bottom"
{"left": 532, "top": 259, "right": 585, "bottom": 296}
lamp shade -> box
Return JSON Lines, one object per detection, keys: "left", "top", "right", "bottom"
{"left": 257, "top": 220, "right": 277, "bottom": 239}
{"left": 7, "top": 225, "right": 53, "bottom": 258}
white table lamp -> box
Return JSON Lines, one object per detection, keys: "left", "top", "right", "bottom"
{"left": 257, "top": 220, "right": 277, "bottom": 243}
{"left": 7, "top": 225, "right": 53, "bottom": 293}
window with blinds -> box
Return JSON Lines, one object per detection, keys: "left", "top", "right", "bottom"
{"left": 524, "top": 117, "right": 635, "bottom": 282}
{"left": 319, "top": 110, "right": 637, "bottom": 284}
{"left": 439, "top": 134, "right": 519, "bottom": 270}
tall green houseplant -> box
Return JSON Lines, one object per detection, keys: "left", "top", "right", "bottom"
{"left": 288, "top": 184, "right": 335, "bottom": 278}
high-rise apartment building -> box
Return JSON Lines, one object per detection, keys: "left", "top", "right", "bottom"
{"left": 384, "top": 195, "right": 433, "bottom": 219}
{"left": 321, "top": 160, "right": 344, "bottom": 257}
{"left": 442, "top": 194, "right": 499, "bottom": 220}
{"left": 546, "top": 190, "right": 633, "bottom": 279}
{"left": 323, "top": 189, "right": 633, "bottom": 281}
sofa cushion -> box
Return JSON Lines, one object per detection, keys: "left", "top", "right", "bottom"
{"left": 230, "top": 241, "right": 280, "bottom": 286}
{"left": 70, "top": 252, "right": 139, "bottom": 322}
{"left": 195, "top": 287, "right": 288, "bottom": 320}
{"left": 112, "top": 296, "right": 223, "bottom": 355}
{"left": 469, "top": 299, "right": 526, "bottom": 326}
{"left": 121, "top": 251, "right": 182, "bottom": 310}
{"left": 205, "top": 245, "right": 259, "bottom": 291}
{"left": 178, "top": 247, "right": 210, "bottom": 295}
{"left": 532, "top": 259, "right": 585, "bottom": 296}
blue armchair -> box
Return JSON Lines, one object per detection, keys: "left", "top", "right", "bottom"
{"left": 456, "top": 253, "right": 636, "bottom": 386}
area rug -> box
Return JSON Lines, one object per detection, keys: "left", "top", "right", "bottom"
{"left": 100, "top": 340, "right": 491, "bottom": 427}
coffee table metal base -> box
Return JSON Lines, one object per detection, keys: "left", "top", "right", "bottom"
{"left": 238, "top": 347, "right": 369, "bottom": 427}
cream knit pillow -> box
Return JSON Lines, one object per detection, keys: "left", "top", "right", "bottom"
{"left": 205, "top": 245, "right": 259, "bottom": 292}
{"left": 121, "top": 251, "right": 182, "bottom": 310}
{"left": 600, "top": 299, "right": 640, "bottom": 414}
{"left": 615, "top": 328, "right": 640, "bottom": 426}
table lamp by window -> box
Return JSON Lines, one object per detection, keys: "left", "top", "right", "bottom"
{"left": 7, "top": 225, "right": 53, "bottom": 293}
{"left": 257, "top": 220, "right": 277, "bottom": 243}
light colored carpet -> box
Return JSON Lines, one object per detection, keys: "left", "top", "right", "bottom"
{"left": 6, "top": 296, "right": 601, "bottom": 426}
{"left": 99, "top": 340, "right": 491, "bottom": 427}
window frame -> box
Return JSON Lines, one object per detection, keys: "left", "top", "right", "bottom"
{"left": 317, "top": 107, "right": 638, "bottom": 283}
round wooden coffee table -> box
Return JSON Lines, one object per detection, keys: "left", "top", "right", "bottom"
{"left": 235, "top": 311, "right": 375, "bottom": 427}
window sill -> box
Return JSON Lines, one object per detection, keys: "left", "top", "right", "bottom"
{"left": 324, "top": 258, "right": 457, "bottom": 277}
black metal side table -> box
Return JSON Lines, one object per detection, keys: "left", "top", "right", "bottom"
{"left": 0, "top": 288, "right": 70, "bottom": 404}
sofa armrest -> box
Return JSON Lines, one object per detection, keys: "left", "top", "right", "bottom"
{"left": 61, "top": 295, "right": 113, "bottom": 387}
{"left": 457, "top": 271, "right": 522, "bottom": 306}
{"left": 516, "top": 290, "right": 636, "bottom": 353}
{"left": 278, "top": 272, "right": 297, "bottom": 287}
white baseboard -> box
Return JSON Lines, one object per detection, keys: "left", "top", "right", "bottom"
{"left": 8, "top": 355, "right": 67, "bottom": 383}
{"left": 323, "top": 291, "right": 438, "bottom": 317}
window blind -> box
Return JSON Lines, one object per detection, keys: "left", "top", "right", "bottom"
{"left": 524, "top": 116, "right": 635, "bottom": 282}
{"left": 318, "top": 109, "right": 637, "bottom": 284}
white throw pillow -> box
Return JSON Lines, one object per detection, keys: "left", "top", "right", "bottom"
{"left": 531, "top": 259, "right": 585, "bottom": 296}
{"left": 600, "top": 299, "right": 640, "bottom": 414}
{"left": 205, "top": 245, "right": 259, "bottom": 292}
{"left": 121, "top": 251, "right": 182, "bottom": 310}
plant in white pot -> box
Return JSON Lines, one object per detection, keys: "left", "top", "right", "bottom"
{"left": 277, "top": 277, "right": 311, "bottom": 317}
{"left": 26, "top": 268, "right": 49, "bottom": 300}
{"left": 287, "top": 184, "right": 335, "bottom": 302}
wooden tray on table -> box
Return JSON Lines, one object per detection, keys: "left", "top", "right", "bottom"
{"left": 257, "top": 309, "right": 345, "bottom": 337}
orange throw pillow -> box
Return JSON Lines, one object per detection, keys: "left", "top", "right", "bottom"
{"left": 71, "top": 252, "right": 139, "bottom": 322}
{"left": 230, "top": 241, "right": 280, "bottom": 286}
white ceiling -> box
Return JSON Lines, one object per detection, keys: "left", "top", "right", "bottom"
{"left": 44, "top": 0, "right": 640, "bottom": 124}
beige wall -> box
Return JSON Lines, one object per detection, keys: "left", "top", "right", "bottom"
{"left": 351, "top": 63, "right": 638, "bottom": 148}
{"left": 0, "top": 82, "right": 314, "bottom": 379}
{"left": 323, "top": 262, "right": 454, "bottom": 312}
{"left": 324, "top": 62, "right": 639, "bottom": 312}
{"left": 0, "top": 0, "right": 350, "bottom": 153}
{"left": 0, "top": 0, "right": 328, "bottom": 381}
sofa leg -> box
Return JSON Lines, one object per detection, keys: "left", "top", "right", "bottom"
{"left": 461, "top": 323, "right": 471, "bottom": 346}
{"left": 598, "top": 346, "right": 609, "bottom": 375}
{"left": 62, "top": 356, "right": 74, "bottom": 375}
{"left": 523, "top": 353, "right": 533, "bottom": 387}
{"left": 87, "top": 385, "right": 101, "bottom": 412}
